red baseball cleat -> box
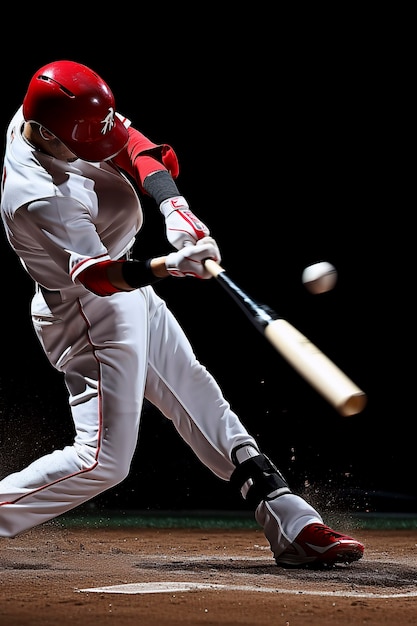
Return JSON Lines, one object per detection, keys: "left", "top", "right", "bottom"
{"left": 275, "top": 523, "right": 365, "bottom": 568}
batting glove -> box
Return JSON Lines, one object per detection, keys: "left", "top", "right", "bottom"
{"left": 160, "top": 196, "right": 210, "bottom": 250}
{"left": 165, "top": 237, "right": 221, "bottom": 279}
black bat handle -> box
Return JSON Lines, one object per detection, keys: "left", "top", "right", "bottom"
{"left": 215, "top": 271, "right": 281, "bottom": 332}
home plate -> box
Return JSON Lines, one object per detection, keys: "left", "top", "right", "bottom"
{"left": 78, "top": 581, "right": 417, "bottom": 599}
{"left": 79, "top": 582, "right": 236, "bottom": 594}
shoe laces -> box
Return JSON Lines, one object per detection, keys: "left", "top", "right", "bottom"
{"left": 310, "top": 524, "right": 343, "bottom": 540}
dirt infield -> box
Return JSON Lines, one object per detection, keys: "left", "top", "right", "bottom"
{"left": 1, "top": 522, "right": 416, "bottom": 625}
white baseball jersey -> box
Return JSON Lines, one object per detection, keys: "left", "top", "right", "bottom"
{"left": 2, "top": 107, "right": 140, "bottom": 297}
{"left": 0, "top": 107, "right": 321, "bottom": 550}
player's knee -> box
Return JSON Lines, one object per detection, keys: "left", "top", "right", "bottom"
{"left": 101, "top": 464, "right": 130, "bottom": 488}
{"left": 230, "top": 444, "right": 291, "bottom": 509}
{"left": 75, "top": 444, "right": 130, "bottom": 488}
{"left": 97, "top": 458, "right": 131, "bottom": 488}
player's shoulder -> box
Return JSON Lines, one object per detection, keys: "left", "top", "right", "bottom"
{"left": 2, "top": 113, "right": 56, "bottom": 216}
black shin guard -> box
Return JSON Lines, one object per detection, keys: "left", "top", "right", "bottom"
{"left": 231, "top": 444, "right": 291, "bottom": 509}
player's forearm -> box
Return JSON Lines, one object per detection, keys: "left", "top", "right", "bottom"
{"left": 114, "top": 258, "right": 169, "bottom": 289}
{"left": 79, "top": 239, "right": 218, "bottom": 296}
{"left": 78, "top": 258, "right": 168, "bottom": 296}
{"left": 143, "top": 169, "right": 181, "bottom": 205}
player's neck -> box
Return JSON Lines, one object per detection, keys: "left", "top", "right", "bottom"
{"left": 22, "top": 122, "right": 54, "bottom": 156}
{"left": 22, "top": 122, "right": 77, "bottom": 162}
{"left": 21, "top": 123, "right": 41, "bottom": 151}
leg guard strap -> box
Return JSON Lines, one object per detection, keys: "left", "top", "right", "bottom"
{"left": 230, "top": 446, "right": 291, "bottom": 509}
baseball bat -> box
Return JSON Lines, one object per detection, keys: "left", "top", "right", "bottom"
{"left": 204, "top": 259, "right": 367, "bottom": 417}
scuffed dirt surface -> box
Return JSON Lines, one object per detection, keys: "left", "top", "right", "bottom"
{"left": 1, "top": 525, "right": 416, "bottom": 625}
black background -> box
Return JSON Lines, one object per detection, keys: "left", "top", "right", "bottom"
{"left": 0, "top": 12, "right": 412, "bottom": 515}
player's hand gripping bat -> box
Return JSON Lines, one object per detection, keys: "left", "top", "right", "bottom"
{"left": 204, "top": 259, "right": 367, "bottom": 417}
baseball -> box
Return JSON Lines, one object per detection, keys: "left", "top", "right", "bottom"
{"left": 302, "top": 261, "right": 338, "bottom": 294}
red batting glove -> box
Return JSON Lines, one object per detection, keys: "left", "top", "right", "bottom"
{"left": 160, "top": 196, "right": 210, "bottom": 250}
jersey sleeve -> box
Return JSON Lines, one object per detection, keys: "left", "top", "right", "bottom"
{"left": 112, "top": 126, "right": 179, "bottom": 192}
{"left": 9, "top": 197, "right": 110, "bottom": 291}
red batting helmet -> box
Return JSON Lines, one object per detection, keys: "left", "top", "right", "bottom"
{"left": 22, "top": 60, "right": 129, "bottom": 162}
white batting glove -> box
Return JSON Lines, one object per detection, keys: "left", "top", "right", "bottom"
{"left": 165, "top": 236, "right": 221, "bottom": 279}
{"left": 160, "top": 196, "right": 210, "bottom": 250}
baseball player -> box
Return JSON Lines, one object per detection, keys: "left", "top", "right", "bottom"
{"left": 0, "top": 60, "right": 364, "bottom": 567}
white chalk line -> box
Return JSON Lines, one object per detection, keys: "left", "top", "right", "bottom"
{"left": 78, "top": 581, "right": 417, "bottom": 599}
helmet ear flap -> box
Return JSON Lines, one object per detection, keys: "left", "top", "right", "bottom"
{"left": 22, "top": 60, "right": 129, "bottom": 162}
